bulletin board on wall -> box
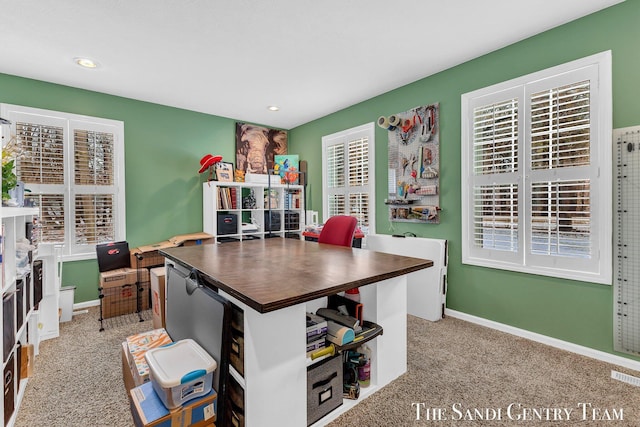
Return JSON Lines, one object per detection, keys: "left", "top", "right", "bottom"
{"left": 383, "top": 103, "right": 440, "bottom": 223}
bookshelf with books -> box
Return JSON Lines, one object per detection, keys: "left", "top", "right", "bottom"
{"left": 203, "top": 181, "right": 305, "bottom": 241}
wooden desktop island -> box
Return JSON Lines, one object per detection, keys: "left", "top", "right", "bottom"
{"left": 161, "top": 239, "right": 432, "bottom": 426}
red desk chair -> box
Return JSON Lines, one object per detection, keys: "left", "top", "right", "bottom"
{"left": 318, "top": 215, "right": 360, "bottom": 299}
{"left": 318, "top": 215, "right": 357, "bottom": 247}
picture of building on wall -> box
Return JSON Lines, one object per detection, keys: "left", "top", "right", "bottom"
{"left": 235, "top": 123, "right": 288, "bottom": 175}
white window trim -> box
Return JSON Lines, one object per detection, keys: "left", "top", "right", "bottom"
{"left": 461, "top": 51, "right": 612, "bottom": 284}
{"left": 1, "top": 104, "right": 126, "bottom": 261}
{"left": 321, "top": 122, "right": 376, "bottom": 234}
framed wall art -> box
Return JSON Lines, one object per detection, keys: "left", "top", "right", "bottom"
{"left": 216, "top": 161, "right": 234, "bottom": 182}
{"left": 235, "top": 123, "right": 288, "bottom": 175}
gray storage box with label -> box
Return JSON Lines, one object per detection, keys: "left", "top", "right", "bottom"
{"left": 307, "top": 355, "right": 342, "bottom": 426}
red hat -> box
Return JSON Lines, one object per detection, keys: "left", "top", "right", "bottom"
{"left": 198, "top": 154, "right": 223, "bottom": 173}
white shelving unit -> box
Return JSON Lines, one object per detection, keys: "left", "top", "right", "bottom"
{"left": 1, "top": 207, "right": 37, "bottom": 427}
{"left": 215, "top": 275, "right": 407, "bottom": 427}
{"left": 203, "top": 181, "right": 305, "bottom": 241}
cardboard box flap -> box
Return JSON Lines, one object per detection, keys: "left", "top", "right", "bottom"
{"left": 133, "top": 241, "right": 175, "bottom": 255}
{"left": 168, "top": 232, "right": 213, "bottom": 247}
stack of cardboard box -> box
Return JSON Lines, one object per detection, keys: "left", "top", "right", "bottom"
{"left": 98, "top": 233, "right": 213, "bottom": 320}
{"left": 99, "top": 267, "right": 150, "bottom": 318}
{"left": 97, "top": 241, "right": 149, "bottom": 319}
{"left": 122, "top": 329, "right": 217, "bottom": 426}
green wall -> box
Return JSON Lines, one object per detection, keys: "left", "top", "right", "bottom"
{"left": 289, "top": 0, "right": 639, "bottom": 361}
{"left": 0, "top": 75, "right": 241, "bottom": 302}
{"left": 1, "top": 1, "right": 637, "bottom": 360}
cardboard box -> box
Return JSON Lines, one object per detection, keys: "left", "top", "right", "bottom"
{"left": 130, "top": 381, "right": 217, "bottom": 427}
{"left": 168, "top": 232, "right": 214, "bottom": 247}
{"left": 100, "top": 268, "right": 150, "bottom": 318}
{"left": 131, "top": 232, "right": 213, "bottom": 268}
{"left": 100, "top": 268, "right": 138, "bottom": 289}
{"left": 150, "top": 267, "right": 166, "bottom": 329}
{"left": 100, "top": 268, "right": 150, "bottom": 319}
{"left": 126, "top": 329, "right": 173, "bottom": 386}
{"left": 20, "top": 343, "right": 34, "bottom": 380}
{"left": 122, "top": 342, "right": 136, "bottom": 395}
{"left": 131, "top": 241, "right": 174, "bottom": 269}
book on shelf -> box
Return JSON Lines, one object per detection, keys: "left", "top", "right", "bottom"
{"left": 217, "top": 187, "right": 237, "bottom": 209}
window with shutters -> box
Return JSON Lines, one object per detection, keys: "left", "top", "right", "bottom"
{"left": 322, "top": 123, "right": 375, "bottom": 233}
{"left": 461, "top": 51, "right": 612, "bottom": 284}
{"left": 1, "top": 104, "right": 125, "bottom": 260}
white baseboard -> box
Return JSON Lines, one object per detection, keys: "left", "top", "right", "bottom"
{"left": 445, "top": 309, "right": 640, "bottom": 372}
{"left": 74, "top": 299, "right": 100, "bottom": 310}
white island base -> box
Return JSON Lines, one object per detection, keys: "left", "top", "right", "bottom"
{"left": 220, "top": 274, "right": 408, "bottom": 427}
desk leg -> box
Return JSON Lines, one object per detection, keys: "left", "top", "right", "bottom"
{"left": 220, "top": 291, "right": 307, "bottom": 427}
{"left": 359, "top": 275, "right": 408, "bottom": 388}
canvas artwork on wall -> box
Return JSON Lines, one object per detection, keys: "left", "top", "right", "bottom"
{"left": 274, "top": 154, "right": 299, "bottom": 184}
{"left": 235, "top": 123, "right": 288, "bottom": 176}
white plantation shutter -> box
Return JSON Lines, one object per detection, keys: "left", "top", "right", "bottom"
{"left": 74, "top": 129, "right": 115, "bottom": 186}
{"left": 75, "top": 194, "right": 115, "bottom": 244}
{"left": 328, "top": 194, "right": 345, "bottom": 217}
{"left": 473, "top": 184, "right": 518, "bottom": 252}
{"left": 72, "top": 125, "right": 118, "bottom": 246}
{"left": 15, "top": 122, "right": 65, "bottom": 184}
{"left": 530, "top": 179, "right": 590, "bottom": 257}
{"left": 528, "top": 81, "right": 592, "bottom": 260}
{"left": 326, "top": 143, "right": 345, "bottom": 189}
{"left": 462, "top": 51, "right": 611, "bottom": 284}
{"left": 1, "top": 104, "right": 125, "bottom": 260}
{"left": 473, "top": 99, "right": 519, "bottom": 175}
{"left": 530, "top": 81, "right": 591, "bottom": 170}
{"left": 322, "top": 123, "right": 375, "bottom": 232}
{"left": 471, "top": 96, "right": 521, "bottom": 260}
{"left": 348, "top": 138, "right": 370, "bottom": 227}
{"left": 24, "top": 194, "right": 66, "bottom": 243}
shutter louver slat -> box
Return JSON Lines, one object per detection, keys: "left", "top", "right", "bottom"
{"left": 328, "top": 194, "right": 346, "bottom": 217}
{"left": 473, "top": 99, "right": 518, "bottom": 175}
{"left": 74, "top": 129, "right": 115, "bottom": 185}
{"left": 349, "top": 193, "right": 369, "bottom": 227}
{"left": 348, "top": 137, "right": 368, "bottom": 187}
{"left": 75, "top": 194, "right": 115, "bottom": 244}
{"left": 473, "top": 184, "right": 518, "bottom": 252}
{"left": 16, "top": 122, "right": 64, "bottom": 184}
{"left": 531, "top": 80, "right": 590, "bottom": 170}
{"left": 327, "top": 144, "right": 345, "bottom": 189}
{"left": 530, "top": 180, "right": 590, "bottom": 257}
{"left": 24, "top": 194, "right": 65, "bottom": 243}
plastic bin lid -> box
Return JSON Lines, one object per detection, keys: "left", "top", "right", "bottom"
{"left": 144, "top": 338, "right": 217, "bottom": 388}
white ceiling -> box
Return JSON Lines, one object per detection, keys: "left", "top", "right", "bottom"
{"left": 0, "top": 0, "right": 623, "bottom": 129}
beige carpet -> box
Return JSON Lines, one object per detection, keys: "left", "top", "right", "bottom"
{"left": 327, "top": 315, "right": 640, "bottom": 427}
{"left": 15, "top": 308, "right": 150, "bottom": 426}
{"left": 15, "top": 307, "right": 640, "bottom": 426}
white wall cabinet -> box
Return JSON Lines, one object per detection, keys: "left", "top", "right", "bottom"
{"left": 1, "top": 207, "right": 59, "bottom": 426}
{"left": 2, "top": 207, "right": 38, "bottom": 427}
{"left": 203, "top": 181, "right": 305, "bottom": 241}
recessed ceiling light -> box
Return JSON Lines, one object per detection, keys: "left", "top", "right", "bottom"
{"left": 74, "top": 57, "right": 99, "bottom": 69}
{"left": 267, "top": 105, "right": 279, "bottom": 112}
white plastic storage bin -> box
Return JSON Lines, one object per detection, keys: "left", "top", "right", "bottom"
{"left": 144, "top": 338, "right": 217, "bottom": 409}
